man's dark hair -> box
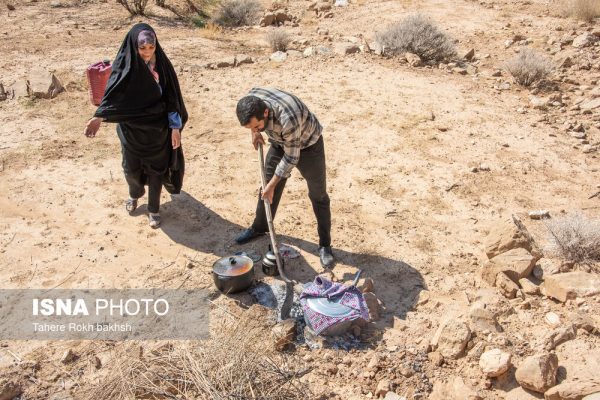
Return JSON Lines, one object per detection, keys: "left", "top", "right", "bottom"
{"left": 236, "top": 95, "right": 267, "bottom": 125}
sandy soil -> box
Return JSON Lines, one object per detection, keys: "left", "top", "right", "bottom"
{"left": 0, "top": 0, "right": 599, "bottom": 398}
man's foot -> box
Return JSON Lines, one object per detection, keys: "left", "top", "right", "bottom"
{"left": 319, "top": 246, "right": 335, "bottom": 268}
{"left": 125, "top": 198, "right": 138, "bottom": 214}
{"left": 148, "top": 213, "right": 161, "bottom": 229}
{"left": 235, "top": 227, "right": 265, "bottom": 244}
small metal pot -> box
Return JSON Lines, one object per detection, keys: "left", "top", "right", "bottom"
{"left": 262, "top": 250, "right": 284, "bottom": 277}
{"left": 212, "top": 255, "right": 255, "bottom": 294}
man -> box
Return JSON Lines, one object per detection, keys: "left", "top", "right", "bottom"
{"left": 235, "top": 87, "right": 334, "bottom": 268}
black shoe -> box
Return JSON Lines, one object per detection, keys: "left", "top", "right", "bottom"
{"left": 235, "top": 227, "right": 265, "bottom": 244}
{"left": 319, "top": 246, "right": 335, "bottom": 268}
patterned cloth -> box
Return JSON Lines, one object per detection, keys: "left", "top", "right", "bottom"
{"left": 247, "top": 87, "right": 323, "bottom": 179}
{"left": 300, "top": 276, "right": 370, "bottom": 335}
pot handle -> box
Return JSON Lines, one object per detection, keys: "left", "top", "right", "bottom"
{"left": 229, "top": 257, "right": 236, "bottom": 265}
{"left": 351, "top": 269, "right": 363, "bottom": 287}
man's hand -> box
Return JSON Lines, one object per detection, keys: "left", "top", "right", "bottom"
{"left": 252, "top": 130, "right": 265, "bottom": 150}
{"left": 172, "top": 128, "right": 181, "bottom": 149}
{"left": 84, "top": 117, "right": 102, "bottom": 138}
{"left": 261, "top": 175, "right": 281, "bottom": 204}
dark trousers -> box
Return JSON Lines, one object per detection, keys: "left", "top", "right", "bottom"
{"left": 121, "top": 147, "right": 162, "bottom": 214}
{"left": 252, "top": 136, "right": 331, "bottom": 247}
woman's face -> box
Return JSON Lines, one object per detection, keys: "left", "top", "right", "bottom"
{"left": 138, "top": 44, "right": 156, "bottom": 63}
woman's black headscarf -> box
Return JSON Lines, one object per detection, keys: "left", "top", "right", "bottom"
{"left": 94, "top": 23, "right": 188, "bottom": 129}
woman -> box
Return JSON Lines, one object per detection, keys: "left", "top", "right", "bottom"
{"left": 84, "top": 23, "right": 188, "bottom": 229}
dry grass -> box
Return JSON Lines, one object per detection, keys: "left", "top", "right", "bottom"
{"left": 505, "top": 48, "right": 554, "bottom": 86}
{"left": 266, "top": 29, "right": 291, "bottom": 52}
{"left": 81, "top": 309, "right": 311, "bottom": 400}
{"left": 374, "top": 14, "right": 456, "bottom": 62}
{"left": 560, "top": 0, "right": 600, "bottom": 21}
{"left": 212, "top": 0, "right": 263, "bottom": 27}
{"left": 545, "top": 212, "right": 600, "bottom": 266}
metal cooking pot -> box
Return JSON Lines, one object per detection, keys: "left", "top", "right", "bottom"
{"left": 212, "top": 255, "right": 255, "bottom": 294}
{"left": 262, "top": 249, "right": 284, "bottom": 277}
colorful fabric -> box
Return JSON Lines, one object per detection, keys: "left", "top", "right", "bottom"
{"left": 137, "top": 30, "right": 156, "bottom": 47}
{"left": 300, "top": 276, "right": 369, "bottom": 335}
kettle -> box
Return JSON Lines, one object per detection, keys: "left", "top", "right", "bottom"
{"left": 262, "top": 245, "right": 284, "bottom": 276}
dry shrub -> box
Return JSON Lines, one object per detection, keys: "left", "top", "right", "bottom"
{"left": 375, "top": 14, "right": 457, "bottom": 62}
{"left": 545, "top": 212, "right": 600, "bottom": 266}
{"left": 117, "top": 0, "right": 149, "bottom": 15}
{"left": 505, "top": 48, "right": 554, "bottom": 86}
{"left": 266, "top": 29, "right": 291, "bottom": 52}
{"left": 212, "top": 0, "right": 263, "bottom": 27}
{"left": 561, "top": 0, "right": 600, "bottom": 21}
{"left": 82, "top": 309, "right": 311, "bottom": 399}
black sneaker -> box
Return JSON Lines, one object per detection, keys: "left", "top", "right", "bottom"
{"left": 234, "top": 227, "right": 265, "bottom": 244}
{"left": 319, "top": 246, "right": 335, "bottom": 268}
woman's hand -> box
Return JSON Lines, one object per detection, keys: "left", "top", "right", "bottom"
{"left": 84, "top": 117, "right": 102, "bottom": 138}
{"left": 172, "top": 128, "right": 181, "bottom": 149}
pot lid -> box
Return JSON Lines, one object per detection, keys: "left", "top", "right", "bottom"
{"left": 213, "top": 255, "right": 253, "bottom": 277}
{"left": 305, "top": 297, "right": 354, "bottom": 318}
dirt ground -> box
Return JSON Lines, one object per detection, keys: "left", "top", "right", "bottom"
{"left": 0, "top": 0, "right": 599, "bottom": 398}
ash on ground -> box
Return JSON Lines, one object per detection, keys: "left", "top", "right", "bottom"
{"left": 249, "top": 280, "right": 369, "bottom": 351}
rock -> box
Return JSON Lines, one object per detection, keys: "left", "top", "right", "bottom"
{"left": 469, "top": 301, "right": 503, "bottom": 333}
{"left": 573, "top": 33, "right": 597, "bottom": 48}
{"left": 542, "top": 272, "right": 600, "bottom": 302}
{"left": 515, "top": 353, "right": 558, "bottom": 393}
{"left": 375, "top": 379, "right": 390, "bottom": 397}
{"left": 530, "top": 96, "right": 549, "bottom": 109}
{"left": 545, "top": 312, "right": 561, "bottom": 327}
{"left": 505, "top": 386, "right": 544, "bottom": 400}
{"left": 571, "top": 131, "right": 587, "bottom": 139}
{"left": 496, "top": 271, "right": 519, "bottom": 299}
{"left": 519, "top": 278, "right": 541, "bottom": 295}
{"left": 555, "top": 55, "right": 573, "bottom": 68}
{"left": 431, "top": 319, "right": 471, "bottom": 359}
{"left": 93, "top": 355, "right": 102, "bottom": 369}
{"left": 481, "top": 248, "right": 539, "bottom": 286}
{"left": 61, "top": 349, "right": 77, "bottom": 364}
{"left": 580, "top": 98, "right": 600, "bottom": 111}
{"left": 357, "top": 278, "right": 374, "bottom": 293}
{"left": 415, "top": 290, "right": 430, "bottom": 307}
{"left": 270, "top": 51, "right": 288, "bottom": 62}
{"left": 428, "top": 351, "right": 444, "bottom": 366}
{"left": 27, "top": 70, "right": 64, "bottom": 99}
{"left": 216, "top": 58, "right": 235, "bottom": 68}
{"left": 286, "top": 50, "right": 303, "bottom": 59}
{"left": 333, "top": 43, "right": 360, "bottom": 55}
{"left": 479, "top": 349, "right": 512, "bottom": 377}
{"left": 570, "top": 312, "right": 597, "bottom": 333}
{"left": 429, "top": 376, "right": 482, "bottom": 400}
{"left": 371, "top": 41, "right": 384, "bottom": 56}
{"left": 384, "top": 393, "right": 406, "bottom": 400}
{"left": 528, "top": 210, "right": 550, "bottom": 220}
{"left": 583, "top": 394, "right": 600, "bottom": 400}
{"left": 544, "top": 379, "right": 600, "bottom": 400}
{"left": 315, "top": 1, "right": 331, "bottom": 12}
{"left": 260, "top": 12, "right": 276, "bottom": 26}
{"left": 405, "top": 52, "right": 422, "bottom": 67}
{"left": 273, "top": 9, "right": 291, "bottom": 23}
{"left": 468, "top": 341, "right": 487, "bottom": 361}
{"left": 271, "top": 319, "right": 296, "bottom": 351}
{"left": 235, "top": 54, "right": 253, "bottom": 66}
{"left": 463, "top": 48, "right": 475, "bottom": 61}
{"left": 0, "top": 83, "right": 6, "bottom": 101}
{"left": 544, "top": 325, "right": 576, "bottom": 351}
{"left": 484, "top": 215, "right": 542, "bottom": 259}
{"left": 453, "top": 67, "right": 468, "bottom": 75}
{"left": 363, "top": 292, "right": 380, "bottom": 321}
{"left": 0, "top": 380, "right": 22, "bottom": 400}
{"left": 304, "top": 45, "right": 332, "bottom": 57}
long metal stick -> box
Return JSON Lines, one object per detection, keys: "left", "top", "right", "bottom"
{"left": 258, "top": 143, "right": 294, "bottom": 320}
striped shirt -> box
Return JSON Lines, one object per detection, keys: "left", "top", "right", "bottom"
{"left": 248, "top": 87, "right": 322, "bottom": 178}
